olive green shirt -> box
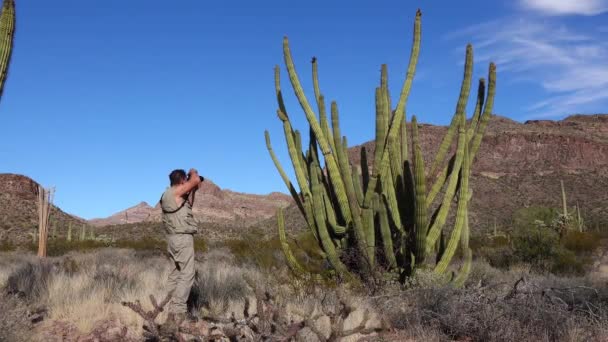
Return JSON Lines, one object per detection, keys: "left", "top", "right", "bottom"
{"left": 160, "top": 187, "right": 198, "bottom": 235}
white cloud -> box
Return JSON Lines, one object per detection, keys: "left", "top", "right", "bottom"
{"left": 520, "top": 0, "right": 608, "bottom": 16}
{"left": 448, "top": 18, "right": 608, "bottom": 118}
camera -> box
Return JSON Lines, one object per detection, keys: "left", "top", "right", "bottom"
{"left": 188, "top": 174, "right": 205, "bottom": 182}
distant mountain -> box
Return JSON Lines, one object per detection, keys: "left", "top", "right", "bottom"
{"left": 88, "top": 179, "right": 293, "bottom": 228}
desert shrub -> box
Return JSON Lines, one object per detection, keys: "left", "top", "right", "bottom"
{"left": 562, "top": 231, "right": 601, "bottom": 254}
{"left": 379, "top": 266, "right": 608, "bottom": 342}
{"left": 4, "top": 260, "right": 55, "bottom": 302}
{"left": 512, "top": 220, "right": 560, "bottom": 268}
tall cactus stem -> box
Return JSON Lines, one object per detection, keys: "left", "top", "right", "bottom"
{"left": 434, "top": 131, "right": 470, "bottom": 274}
{"left": 412, "top": 116, "right": 428, "bottom": 264}
{"left": 283, "top": 37, "right": 353, "bottom": 224}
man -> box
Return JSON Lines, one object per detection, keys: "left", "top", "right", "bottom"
{"left": 160, "top": 168, "right": 203, "bottom": 321}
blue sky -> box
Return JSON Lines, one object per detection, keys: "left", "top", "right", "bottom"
{"left": 1, "top": 0, "right": 607, "bottom": 219}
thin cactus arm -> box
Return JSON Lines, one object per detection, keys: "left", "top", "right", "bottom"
{"left": 425, "top": 111, "right": 466, "bottom": 251}
{"left": 312, "top": 58, "right": 337, "bottom": 154}
{"left": 429, "top": 44, "right": 473, "bottom": 178}
{"left": 452, "top": 248, "right": 472, "bottom": 288}
{"left": 427, "top": 63, "right": 495, "bottom": 205}
{"left": 277, "top": 110, "right": 312, "bottom": 200}
{"left": 394, "top": 9, "right": 421, "bottom": 118}
{"left": 468, "top": 63, "right": 496, "bottom": 164}
{"left": 277, "top": 208, "right": 311, "bottom": 276}
{"left": 0, "top": 0, "right": 15, "bottom": 99}
{"left": 265, "top": 130, "right": 307, "bottom": 216}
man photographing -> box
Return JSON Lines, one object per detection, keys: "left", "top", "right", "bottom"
{"left": 160, "top": 168, "right": 204, "bottom": 322}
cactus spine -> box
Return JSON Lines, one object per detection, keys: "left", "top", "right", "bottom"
{"left": 265, "top": 9, "right": 496, "bottom": 283}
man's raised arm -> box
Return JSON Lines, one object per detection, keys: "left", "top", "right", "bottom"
{"left": 173, "top": 168, "right": 202, "bottom": 199}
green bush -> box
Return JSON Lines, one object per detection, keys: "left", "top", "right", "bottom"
{"left": 512, "top": 220, "right": 560, "bottom": 267}
{"left": 220, "top": 229, "right": 324, "bottom": 271}
{"left": 512, "top": 206, "right": 558, "bottom": 230}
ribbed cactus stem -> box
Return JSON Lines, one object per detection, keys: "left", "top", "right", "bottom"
{"left": 434, "top": 133, "right": 470, "bottom": 274}
{"left": 426, "top": 111, "right": 466, "bottom": 252}
{"left": 317, "top": 95, "right": 336, "bottom": 156}
{"left": 283, "top": 37, "right": 353, "bottom": 224}
{"left": 377, "top": 195, "right": 397, "bottom": 268}
{"left": 331, "top": 108, "right": 368, "bottom": 265}
{"left": 394, "top": 9, "right": 421, "bottom": 119}
{"left": 412, "top": 116, "right": 428, "bottom": 264}
{"left": 352, "top": 164, "right": 364, "bottom": 205}
{"left": 362, "top": 206, "right": 375, "bottom": 267}
{"left": 265, "top": 130, "right": 307, "bottom": 217}
{"left": 429, "top": 44, "right": 473, "bottom": 178}
{"left": 382, "top": 166, "right": 404, "bottom": 233}
{"left": 67, "top": 222, "right": 72, "bottom": 242}
{"left": 310, "top": 167, "right": 352, "bottom": 277}
{"left": 0, "top": 0, "right": 15, "bottom": 99}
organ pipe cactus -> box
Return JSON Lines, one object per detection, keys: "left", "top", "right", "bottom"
{"left": 266, "top": 9, "right": 496, "bottom": 285}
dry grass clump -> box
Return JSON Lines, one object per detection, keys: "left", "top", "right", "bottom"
{"left": 374, "top": 260, "right": 608, "bottom": 342}
{"left": 1, "top": 249, "right": 171, "bottom": 336}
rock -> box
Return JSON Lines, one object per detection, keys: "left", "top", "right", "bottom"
{"left": 312, "top": 315, "right": 331, "bottom": 340}
{"left": 296, "top": 327, "right": 321, "bottom": 342}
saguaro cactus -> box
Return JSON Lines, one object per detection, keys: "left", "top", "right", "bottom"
{"left": 265, "top": 9, "right": 496, "bottom": 285}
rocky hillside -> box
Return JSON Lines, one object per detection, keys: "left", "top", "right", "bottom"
{"left": 0, "top": 174, "right": 90, "bottom": 245}
{"left": 234, "top": 114, "right": 608, "bottom": 237}
{"left": 89, "top": 179, "right": 293, "bottom": 228}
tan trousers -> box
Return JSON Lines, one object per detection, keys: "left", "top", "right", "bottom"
{"left": 166, "top": 234, "right": 195, "bottom": 314}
